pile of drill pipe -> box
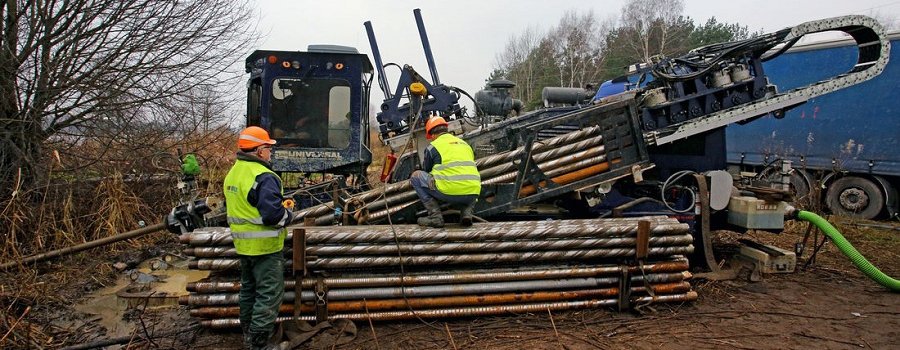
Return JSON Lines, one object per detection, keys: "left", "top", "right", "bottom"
{"left": 181, "top": 217, "right": 694, "bottom": 271}
{"left": 179, "top": 216, "right": 697, "bottom": 328}
{"left": 184, "top": 261, "right": 695, "bottom": 328}
{"left": 291, "top": 125, "right": 609, "bottom": 225}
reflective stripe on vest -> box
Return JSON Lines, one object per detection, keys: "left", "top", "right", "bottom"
{"left": 432, "top": 160, "right": 477, "bottom": 172}
{"left": 433, "top": 174, "right": 481, "bottom": 181}
{"left": 430, "top": 134, "right": 481, "bottom": 196}
{"left": 231, "top": 230, "right": 281, "bottom": 239}
{"left": 227, "top": 216, "right": 265, "bottom": 225}
{"left": 223, "top": 159, "right": 286, "bottom": 256}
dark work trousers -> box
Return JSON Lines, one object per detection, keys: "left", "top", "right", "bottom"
{"left": 409, "top": 170, "right": 478, "bottom": 207}
{"left": 238, "top": 252, "right": 285, "bottom": 335}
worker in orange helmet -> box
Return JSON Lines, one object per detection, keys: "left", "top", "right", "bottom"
{"left": 410, "top": 117, "right": 481, "bottom": 228}
{"left": 223, "top": 126, "right": 293, "bottom": 349}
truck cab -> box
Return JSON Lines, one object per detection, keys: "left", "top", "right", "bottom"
{"left": 245, "top": 46, "right": 374, "bottom": 181}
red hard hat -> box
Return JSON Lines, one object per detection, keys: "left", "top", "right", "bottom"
{"left": 238, "top": 126, "right": 277, "bottom": 150}
{"left": 425, "top": 117, "right": 448, "bottom": 140}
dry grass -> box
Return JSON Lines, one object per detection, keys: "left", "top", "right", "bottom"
{"left": 0, "top": 128, "right": 236, "bottom": 349}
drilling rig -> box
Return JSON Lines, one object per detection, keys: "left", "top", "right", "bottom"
{"left": 172, "top": 11, "right": 893, "bottom": 328}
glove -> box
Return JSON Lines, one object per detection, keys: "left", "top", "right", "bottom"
{"left": 181, "top": 154, "right": 200, "bottom": 176}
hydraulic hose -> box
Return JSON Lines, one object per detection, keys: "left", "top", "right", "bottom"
{"left": 793, "top": 210, "right": 900, "bottom": 292}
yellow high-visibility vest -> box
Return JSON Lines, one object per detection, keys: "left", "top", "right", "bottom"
{"left": 430, "top": 133, "right": 481, "bottom": 196}
{"left": 223, "top": 159, "right": 286, "bottom": 256}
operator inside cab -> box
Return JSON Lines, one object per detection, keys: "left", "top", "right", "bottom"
{"left": 410, "top": 117, "right": 481, "bottom": 228}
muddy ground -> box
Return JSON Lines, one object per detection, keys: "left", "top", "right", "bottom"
{"left": 2, "top": 218, "right": 898, "bottom": 349}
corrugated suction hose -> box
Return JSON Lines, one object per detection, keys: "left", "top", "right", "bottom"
{"left": 794, "top": 210, "right": 899, "bottom": 292}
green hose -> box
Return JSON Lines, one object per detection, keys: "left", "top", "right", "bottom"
{"left": 795, "top": 210, "right": 900, "bottom": 292}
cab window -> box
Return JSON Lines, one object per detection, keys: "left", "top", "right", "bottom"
{"left": 269, "top": 78, "right": 352, "bottom": 148}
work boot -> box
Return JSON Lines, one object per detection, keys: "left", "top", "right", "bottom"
{"left": 241, "top": 323, "right": 252, "bottom": 350}
{"left": 249, "top": 331, "right": 277, "bottom": 350}
{"left": 417, "top": 200, "right": 444, "bottom": 228}
{"left": 459, "top": 201, "right": 475, "bottom": 227}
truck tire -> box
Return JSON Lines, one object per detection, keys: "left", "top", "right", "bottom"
{"left": 760, "top": 167, "right": 811, "bottom": 206}
{"left": 825, "top": 176, "right": 884, "bottom": 219}
{"left": 785, "top": 170, "right": 813, "bottom": 208}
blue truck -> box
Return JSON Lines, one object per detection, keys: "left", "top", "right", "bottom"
{"left": 726, "top": 32, "right": 900, "bottom": 219}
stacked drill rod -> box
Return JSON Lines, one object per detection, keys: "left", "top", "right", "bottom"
{"left": 179, "top": 217, "right": 697, "bottom": 328}
{"left": 289, "top": 125, "right": 611, "bottom": 226}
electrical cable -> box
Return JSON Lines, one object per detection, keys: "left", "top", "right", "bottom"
{"left": 660, "top": 170, "right": 698, "bottom": 213}
{"left": 449, "top": 86, "right": 488, "bottom": 127}
{"left": 377, "top": 93, "right": 444, "bottom": 331}
{"left": 761, "top": 37, "right": 801, "bottom": 62}
{"left": 650, "top": 30, "right": 792, "bottom": 81}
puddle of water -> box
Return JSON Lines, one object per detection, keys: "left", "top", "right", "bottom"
{"left": 74, "top": 278, "right": 134, "bottom": 338}
{"left": 74, "top": 256, "right": 210, "bottom": 338}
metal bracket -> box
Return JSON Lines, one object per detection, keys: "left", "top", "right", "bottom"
{"left": 315, "top": 276, "right": 328, "bottom": 323}
{"left": 292, "top": 228, "right": 307, "bottom": 323}
{"left": 617, "top": 265, "right": 632, "bottom": 312}
{"left": 690, "top": 174, "right": 742, "bottom": 281}
{"left": 636, "top": 220, "right": 650, "bottom": 261}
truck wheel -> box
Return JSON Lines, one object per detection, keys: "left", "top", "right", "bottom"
{"left": 760, "top": 167, "right": 810, "bottom": 206}
{"left": 825, "top": 176, "right": 884, "bottom": 219}
{"left": 788, "top": 170, "right": 812, "bottom": 207}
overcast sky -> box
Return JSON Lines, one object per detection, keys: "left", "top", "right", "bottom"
{"left": 247, "top": 0, "right": 900, "bottom": 114}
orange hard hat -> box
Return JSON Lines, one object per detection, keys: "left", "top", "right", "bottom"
{"left": 424, "top": 116, "right": 448, "bottom": 140}
{"left": 238, "top": 126, "right": 277, "bottom": 150}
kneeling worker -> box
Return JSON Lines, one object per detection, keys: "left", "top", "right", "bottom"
{"left": 410, "top": 117, "right": 481, "bottom": 228}
{"left": 224, "top": 126, "right": 293, "bottom": 349}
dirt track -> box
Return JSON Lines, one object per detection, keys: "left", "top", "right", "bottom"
{"left": 185, "top": 268, "right": 898, "bottom": 350}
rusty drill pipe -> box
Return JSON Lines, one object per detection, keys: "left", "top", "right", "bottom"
{"left": 477, "top": 136, "right": 605, "bottom": 179}
{"left": 309, "top": 234, "right": 694, "bottom": 256}
{"left": 184, "top": 234, "right": 693, "bottom": 258}
{"left": 199, "top": 291, "right": 699, "bottom": 327}
{"left": 520, "top": 162, "right": 612, "bottom": 197}
{"left": 179, "top": 271, "right": 691, "bottom": 306}
{"left": 474, "top": 125, "right": 602, "bottom": 171}
{"left": 188, "top": 245, "right": 695, "bottom": 271}
{"left": 189, "top": 281, "right": 692, "bottom": 317}
{"left": 0, "top": 223, "right": 167, "bottom": 270}
{"left": 180, "top": 217, "right": 683, "bottom": 246}
{"left": 362, "top": 190, "right": 419, "bottom": 214}
{"left": 188, "top": 221, "right": 689, "bottom": 249}
{"left": 179, "top": 216, "right": 680, "bottom": 244}
{"left": 186, "top": 259, "right": 691, "bottom": 293}
{"left": 483, "top": 153, "right": 608, "bottom": 185}
{"left": 181, "top": 220, "right": 686, "bottom": 248}
{"left": 304, "top": 245, "right": 693, "bottom": 269}
{"left": 363, "top": 199, "right": 419, "bottom": 223}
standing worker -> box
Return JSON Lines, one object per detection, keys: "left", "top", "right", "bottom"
{"left": 223, "top": 126, "right": 293, "bottom": 349}
{"left": 410, "top": 117, "right": 481, "bottom": 228}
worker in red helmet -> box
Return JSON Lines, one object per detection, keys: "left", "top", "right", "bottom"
{"left": 410, "top": 117, "right": 481, "bottom": 228}
{"left": 223, "top": 126, "right": 293, "bottom": 349}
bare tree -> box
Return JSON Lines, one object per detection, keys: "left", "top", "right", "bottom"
{"left": 546, "top": 10, "right": 614, "bottom": 88}
{"left": 493, "top": 11, "right": 613, "bottom": 108}
{"left": 495, "top": 26, "right": 542, "bottom": 105}
{"left": 0, "top": 0, "right": 256, "bottom": 197}
{"left": 619, "top": 0, "right": 687, "bottom": 63}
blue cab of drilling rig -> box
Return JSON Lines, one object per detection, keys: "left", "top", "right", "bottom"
{"left": 244, "top": 46, "right": 374, "bottom": 182}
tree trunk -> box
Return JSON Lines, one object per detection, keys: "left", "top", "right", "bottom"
{"left": 0, "top": 117, "right": 45, "bottom": 201}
